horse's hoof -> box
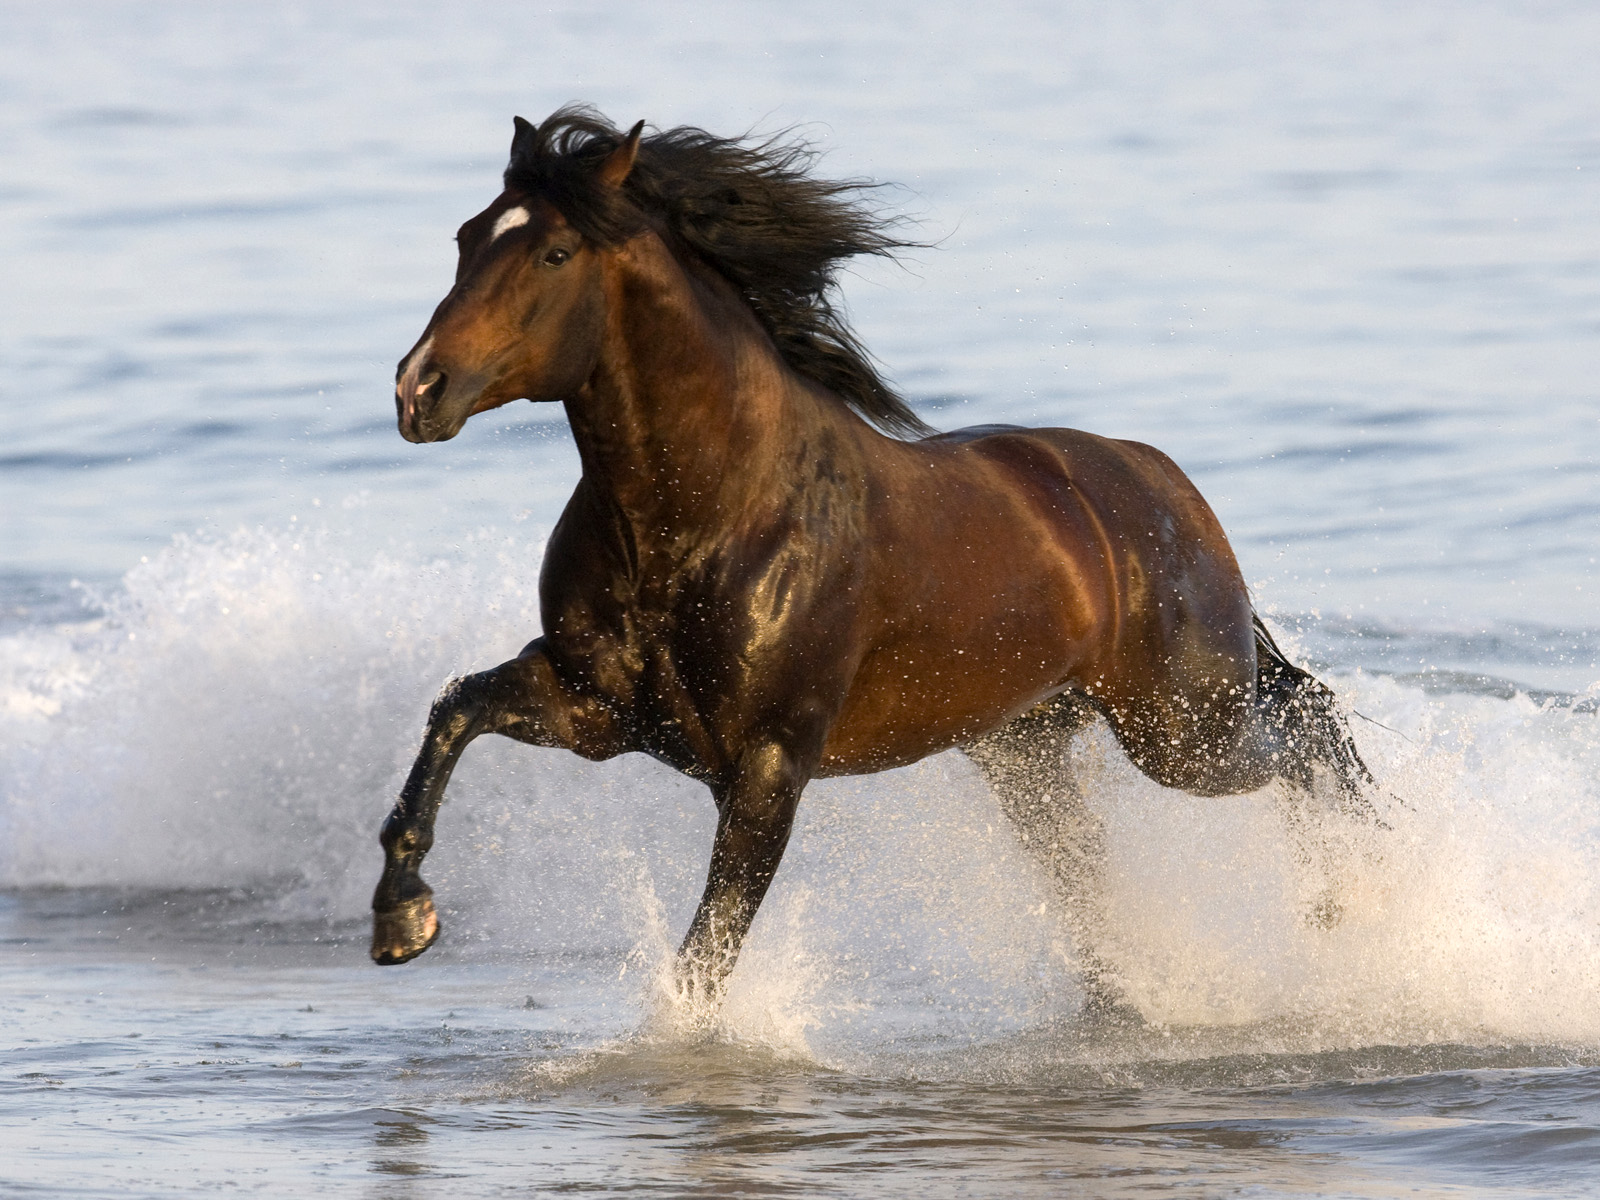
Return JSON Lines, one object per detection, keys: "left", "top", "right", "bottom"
{"left": 1080, "top": 990, "right": 1146, "bottom": 1029}
{"left": 1077, "top": 965, "right": 1143, "bottom": 1027}
{"left": 371, "top": 893, "right": 440, "bottom": 965}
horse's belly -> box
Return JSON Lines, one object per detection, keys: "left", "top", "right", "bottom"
{"left": 816, "top": 632, "right": 1080, "bottom": 775}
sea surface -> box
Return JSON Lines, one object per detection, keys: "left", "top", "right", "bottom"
{"left": 3, "top": 2, "right": 1599, "bottom": 1195}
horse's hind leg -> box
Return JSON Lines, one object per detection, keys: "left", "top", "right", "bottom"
{"left": 962, "top": 692, "right": 1119, "bottom": 1005}
{"left": 371, "top": 637, "right": 624, "bottom": 965}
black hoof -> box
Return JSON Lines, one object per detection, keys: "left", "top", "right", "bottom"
{"left": 371, "top": 893, "right": 441, "bottom": 965}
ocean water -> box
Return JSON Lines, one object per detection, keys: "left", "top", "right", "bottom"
{"left": 3, "top": 2, "right": 1599, "bottom": 1195}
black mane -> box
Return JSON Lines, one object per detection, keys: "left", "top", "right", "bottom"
{"left": 504, "top": 104, "right": 929, "bottom": 438}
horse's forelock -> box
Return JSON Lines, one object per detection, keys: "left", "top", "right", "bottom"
{"left": 503, "top": 105, "right": 645, "bottom": 246}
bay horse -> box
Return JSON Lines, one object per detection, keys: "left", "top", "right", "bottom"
{"left": 371, "top": 106, "right": 1370, "bottom": 1007}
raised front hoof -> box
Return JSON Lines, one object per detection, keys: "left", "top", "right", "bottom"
{"left": 371, "top": 894, "right": 441, "bottom": 965}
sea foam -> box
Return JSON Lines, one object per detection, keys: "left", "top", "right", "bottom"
{"left": 3, "top": 526, "right": 1598, "bottom": 1054}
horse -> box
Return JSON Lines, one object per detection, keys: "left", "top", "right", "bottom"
{"left": 370, "top": 105, "right": 1372, "bottom": 1008}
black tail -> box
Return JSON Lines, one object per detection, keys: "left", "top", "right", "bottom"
{"left": 1253, "top": 613, "right": 1375, "bottom": 815}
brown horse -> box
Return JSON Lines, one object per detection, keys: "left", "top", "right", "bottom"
{"left": 371, "top": 106, "right": 1370, "bottom": 1007}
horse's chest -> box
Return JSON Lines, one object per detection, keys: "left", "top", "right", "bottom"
{"left": 541, "top": 587, "right": 728, "bottom": 768}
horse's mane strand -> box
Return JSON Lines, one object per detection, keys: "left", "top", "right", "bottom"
{"left": 505, "top": 104, "right": 930, "bottom": 438}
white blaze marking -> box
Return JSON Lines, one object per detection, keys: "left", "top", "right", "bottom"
{"left": 400, "top": 335, "right": 434, "bottom": 384}
{"left": 490, "top": 206, "right": 530, "bottom": 241}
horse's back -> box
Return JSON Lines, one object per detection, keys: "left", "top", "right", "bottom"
{"left": 932, "top": 422, "right": 1213, "bottom": 512}
{"left": 971, "top": 421, "right": 1252, "bottom": 634}
{"left": 933, "top": 422, "right": 1240, "bottom": 581}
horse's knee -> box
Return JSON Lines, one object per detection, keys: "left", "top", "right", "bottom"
{"left": 449, "top": 646, "right": 629, "bottom": 757}
{"left": 419, "top": 674, "right": 477, "bottom": 739}
{"left": 426, "top": 663, "right": 538, "bottom": 746}
{"left": 434, "top": 667, "right": 505, "bottom": 715}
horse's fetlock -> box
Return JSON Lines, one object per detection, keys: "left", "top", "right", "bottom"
{"left": 378, "top": 811, "right": 406, "bottom": 850}
{"left": 379, "top": 815, "right": 431, "bottom": 860}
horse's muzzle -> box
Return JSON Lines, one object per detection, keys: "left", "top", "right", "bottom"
{"left": 395, "top": 367, "right": 449, "bottom": 443}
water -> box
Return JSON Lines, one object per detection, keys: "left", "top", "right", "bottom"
{"left": 3, "top": 1, "right": 1599, "bottom": 1194}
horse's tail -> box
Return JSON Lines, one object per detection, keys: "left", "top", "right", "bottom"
{"left": 1252, "top": 613, "right": 1375, "bottom": 815}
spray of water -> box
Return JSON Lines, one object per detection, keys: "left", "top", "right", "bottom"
{"left": 3, "top": 527, "right": 1598, "bottom": 1064}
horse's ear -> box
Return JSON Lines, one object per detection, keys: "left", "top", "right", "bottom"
{"left": 510, "top": 115, "right": 537, "bottom": 166}
{"left": 596, "top": 120, "right": 644, "bottom": 189}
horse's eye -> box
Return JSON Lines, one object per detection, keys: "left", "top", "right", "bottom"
{"left": 543, "top": 247, "right": 571, "bottom": 268}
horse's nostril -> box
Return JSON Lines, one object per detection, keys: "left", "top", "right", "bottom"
{"left": 396, "top": 364, "right": 449, "bottom": 441}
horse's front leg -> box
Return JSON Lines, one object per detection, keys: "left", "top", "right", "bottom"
{"left": 370, "top": 637, "right": 623, "bottom": 965}
{"left": 674, "top": 742, "right": 813, "bottom": 1010}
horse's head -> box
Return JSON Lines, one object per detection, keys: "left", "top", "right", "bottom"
{"left": 395, "top": 105, "right": 928, "bottom": 444}
{"left": 394, "top": 117, "right": 642, "bottom": 443}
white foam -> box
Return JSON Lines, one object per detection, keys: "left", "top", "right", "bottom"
{"left": 3, "top": 526, "right": 1598, "bottom": 1055}
{"left": 1082, "top": 672, "right": 1600, "bottom": 1047}
{"left": 0, "top": 525, "right": 545, "bottom": 911}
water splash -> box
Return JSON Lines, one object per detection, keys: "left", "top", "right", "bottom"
{"left": 3, "top": 526, "right": 1598, "bottom": 1062}
{"left": 0, "top": 524, "right": 545, "bottom": 912}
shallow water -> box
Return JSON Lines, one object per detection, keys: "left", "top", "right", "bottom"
{"left": 3, "top": 1, "right": 1599, "bottom": 1195}
{"left": 9, "top": 885, "right": 1600, "bottom": 1198}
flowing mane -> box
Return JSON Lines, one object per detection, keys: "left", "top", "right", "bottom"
{"left": 503, "top": 104, "right": 930, "bottom": 437}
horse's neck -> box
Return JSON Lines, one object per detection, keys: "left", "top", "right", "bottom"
{"left": 564, "top": 237, "right": 849, "bottom": 533}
